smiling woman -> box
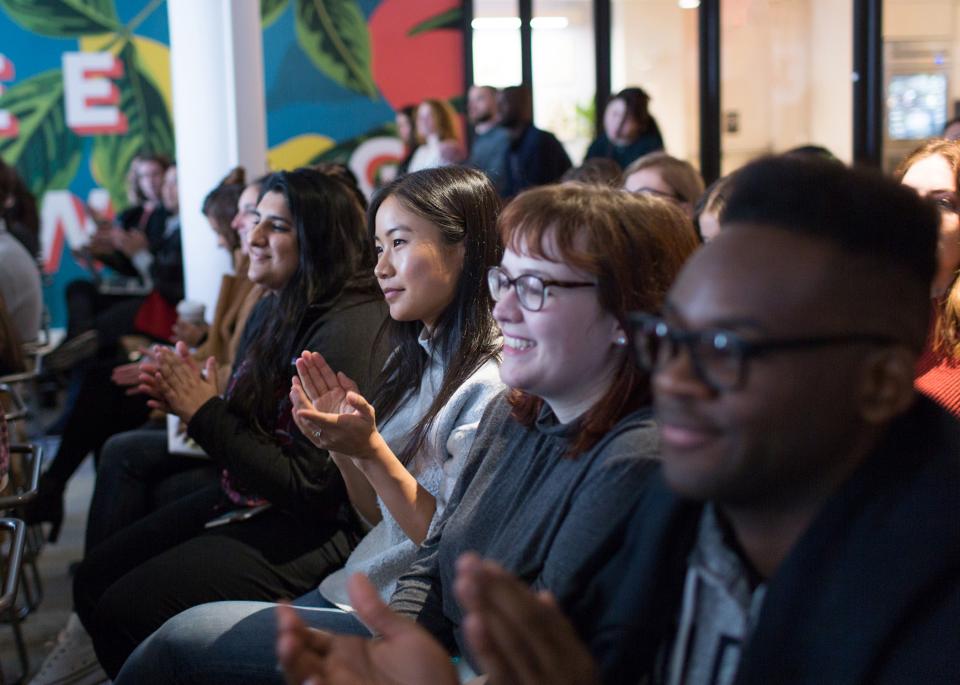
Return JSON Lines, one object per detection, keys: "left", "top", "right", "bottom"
{"left": 68, "top": 166, "right": 391, "bottom": 679}
{"left": 246, "top": 189, "right": 300, "bottom": 292}
{"left": 375, "top": 182, "right": 699, "bottom": 676}
{"left": 897, "top": 138, "right": 960, "bottom": 417}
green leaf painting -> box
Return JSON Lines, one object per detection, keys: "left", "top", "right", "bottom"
{"left": 91, "top": 40, "right": 175, "bottom": 208}
{"left": 0, "top": 0, "right": 120, "bottom": 37}
{"left": 0, "top": 70, "right": 83, "bottom": 197}
{"left": 311, "top": 124, "right": 393, "bottom": 165}
{"left": 261, "top": 0, "right": 289, "bottom": 28}
{"left": 294, "top": 0, "right": 377, "bottom": 99}
{"left": 407, "top": 6, "right": 461, "bottom": 37}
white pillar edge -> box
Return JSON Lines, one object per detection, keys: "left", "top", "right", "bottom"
{"left": 167, "top": 0, "right": 267, "bottom": 316}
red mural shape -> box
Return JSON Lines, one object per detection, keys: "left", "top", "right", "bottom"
{"left": 368, "top": 0, "right": 463, "bottom": 110}
{"left": 0, "top": 54, "right": 18, "bottom": 138}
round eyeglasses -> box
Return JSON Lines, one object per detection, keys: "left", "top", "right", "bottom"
{"left": 487, "top": 266, "right": 595, "bottom": 312}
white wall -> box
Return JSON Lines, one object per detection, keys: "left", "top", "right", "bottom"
{"left": 612, "top": 0, "right": 699, "bottom": 164}
{"left": 167, "top": 0, "right": 267, "bottom": 315}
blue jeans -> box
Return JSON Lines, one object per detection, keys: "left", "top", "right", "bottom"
{"left": 115, "top": 590, "right": 370, "bottom": 684}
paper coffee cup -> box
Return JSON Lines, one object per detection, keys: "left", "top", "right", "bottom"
{"left": 176, "top": 300, "right": 206, "bottom": 325}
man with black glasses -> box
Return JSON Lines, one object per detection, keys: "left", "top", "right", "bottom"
{"left": 277, "top": 156, "right": 960, "bottom": 685}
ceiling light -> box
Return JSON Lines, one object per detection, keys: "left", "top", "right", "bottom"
{"left": 471, "top": 17, "right": 522, "bottom": 30}
{"left": 531, "top": 16, "right": 569, "bottom": 29}
{"left": 678, "top": 0, "right": 701, "bottom": 8}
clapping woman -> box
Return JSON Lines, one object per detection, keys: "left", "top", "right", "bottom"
{"left": 63, "top": 167, "right": 389, "bottom": 680}
{"left": 115, "top": 166, "right": 505, "bottom": 683}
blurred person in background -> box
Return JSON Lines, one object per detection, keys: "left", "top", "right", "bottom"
{"left": 408, "top": 99, "right": 465, "bottom": 173}
{"left": 0, "top": 158, "right": 42, "bottom": 345}
{"left": 467, "top": 85, "right": 510, "bottom": 194}
{"left": 585, "top": 87, "right": 664, "bottom": 169}
{"left": 898, "top": 138, "right": 960, "bottom": 417}
{"left": 497, "top": 85, "right": 571, "bottom": 198}
{"left": 623, "top": 152, "right": 704, "bottom": 219}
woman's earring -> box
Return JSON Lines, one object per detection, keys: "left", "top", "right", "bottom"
{"left": 615, "top": 335, "right": 627, "bottom": 346}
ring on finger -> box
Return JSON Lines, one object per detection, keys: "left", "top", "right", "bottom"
{"left": 313, "top": 430, "right": 322, "bottom": 439}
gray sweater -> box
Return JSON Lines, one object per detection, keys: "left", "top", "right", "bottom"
{"left": 390, "top": 394, "right": 660, "bottom": 668}
{"left": 318, "top": 332, "right": 504, "bottom": 607}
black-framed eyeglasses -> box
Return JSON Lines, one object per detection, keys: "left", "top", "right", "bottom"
{"left": 487, "top": 266, "right": 595, "bottom": 312}
{"left": 628, "top": 312, "right": 902, "bottom": 391}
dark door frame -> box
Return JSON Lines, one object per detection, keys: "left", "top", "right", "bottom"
{"left": 853, "top": 0, "right": 883, "bottom": 167}
{"left": 464, "top": 0, "right": 879, "bottom": 173}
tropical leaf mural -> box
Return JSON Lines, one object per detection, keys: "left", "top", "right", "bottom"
{"left": 293, "top": 0, "right": 378, "bottom": 98}
{"left": 90, "top": 40, "right": 175, "bottom": 207}
{"left": 261, "top": 0, "right": 289, "bottom": 28}
{"left": 0, "top": 69, "right": 82, "bottom": 196}
{"left": 0, "top": 0, "right": 120, "bottom": 37}
{"left": 407, "top": 6, "right": 461, "bottom": 37}
{"left": 0, "top": 0, "right": 464, "bottom": 325}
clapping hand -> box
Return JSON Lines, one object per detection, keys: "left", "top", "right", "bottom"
{"left": 142, "top": 341, "right": 219, "bottom": 423}
{"left": 276, "top": 573, "right": 459, "bottom": 685}
{"left": 112, "top": 227, "right": 149, "bottom": 258}
{"left": 289, "top": 351, "right": 383, "bottom": 460}
{"left": 111, "top": 347, "right": 158, "bottom": 395}
{"left": 454, "top": 553, "right": 599, "bottom": 685}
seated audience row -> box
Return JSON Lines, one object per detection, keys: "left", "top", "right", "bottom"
{"left": 26, "top": 141, "right": 960, "bottom": 685}
{"left": 275, "top": 154, "right": 959, "bottom": 685}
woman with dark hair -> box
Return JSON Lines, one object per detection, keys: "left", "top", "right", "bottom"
{"left": 24, "top": 169, "right": 256, "bottom": 543}
{"left": 395, "top": 104, "right": 419, "bottom": 175}
{"left": 585, "top": 87, "right": 664, "bottom": 169}
{"left": 276, "top": 183, "right": 698, "bottom": 684}
{"left": 0, "top": 158, "right": 42, "bottom": 345}
{"left": 115, "top": 165, "right": 506, "bottom": 684}
{"left": 35, "top": 167, "right": 389, "bottom": 683}
{"left": 898, "top": 138, "right": 960, "bottom": 416}
{"left": 0, "top": 161, "right": 40, "bottom": 259}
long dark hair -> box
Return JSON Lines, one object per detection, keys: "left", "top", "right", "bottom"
{"left": 227, "top": 167, "right": 376, "bottom": 434}
{"left": 202, "top": 167, "right": 246, "bottom": 252}
{"left": 368, "top": 166, "right": 501, "bottom": 465}
{"left": 613, "top": 87, "right": 658, "bottom": 138}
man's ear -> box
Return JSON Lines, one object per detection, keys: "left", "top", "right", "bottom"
{"left": 2, "top": 195, "right": 13, "bottom": 210}
{"left": 857, "top": 346, "right": 917, "bottom": 424}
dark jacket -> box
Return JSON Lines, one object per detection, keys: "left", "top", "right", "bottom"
{"left": 102, "top": 205, "right": 184, "bottom": 306}
{"left": 503, "top": 124, "right": 572, "bottom": 197}
{"left": 187, "top": 285, "right": 389, "bottom": 524}
{"left": 575, "top": 396, "right": 960, "bottom": 684}
{"left": 584, "top": 127, "right": 664, "bottom": 170}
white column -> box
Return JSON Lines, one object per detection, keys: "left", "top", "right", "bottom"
{"left": 167, "top": 0, "right": 267, "bottom": 314}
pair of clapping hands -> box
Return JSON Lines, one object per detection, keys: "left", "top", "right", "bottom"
{"left": 275, "top": 554, "right": 599, "bottom": 685}
{"left": 289, "top": 351, "right": 380, "bottom": 460}
{"left": 110, "top": 341, "right": 220, "bottom": 425}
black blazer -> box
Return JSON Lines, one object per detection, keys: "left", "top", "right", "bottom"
{"left": 575, "top": 396, "right": 960, "bottom": 684}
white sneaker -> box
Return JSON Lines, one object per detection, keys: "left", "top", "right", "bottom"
{"left": 28, "top": 613, "right": 110, "bottom": 685}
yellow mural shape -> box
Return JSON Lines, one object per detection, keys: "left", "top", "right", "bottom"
{"left": 267, "top": 134, "right": 335, "bottom": 171}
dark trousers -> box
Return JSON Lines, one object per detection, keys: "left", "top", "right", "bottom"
{"left": 64, "top": 279, "right": 142, "bottom": 345}
{"left": 73, "top": 485, "right": 359, "bottom": 678}
{"left": 85, "top": 429, "right": 219, "bottom": 553}
{"left": 44, "top": 359, "right": 153, "bottom": 487}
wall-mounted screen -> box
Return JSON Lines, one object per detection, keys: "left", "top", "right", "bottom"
{"left": 887, "top": 72, "right": 947, "bottom": 141}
